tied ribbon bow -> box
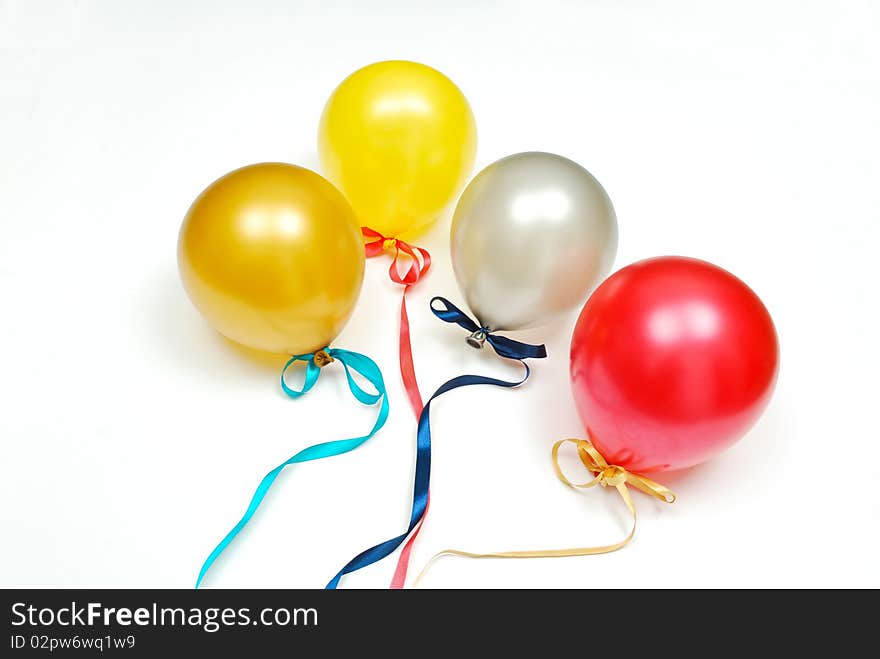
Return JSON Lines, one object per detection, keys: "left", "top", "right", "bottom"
{"left": 362, "top": 227, "right": 431, "bottom": 286}
{"left": 411, "top": 437, "right": 675, "bottom": 587}
{"left": 362, "top": 227, "right": 431, "bottom": 419}
{"left": 195, "top": 347, "right": 388, "bottom": 588}
{"left": 430, "top": 297, "right": 548, "bottom": 361}
{"left": 554, "top": 438, "right": 675, "bottom": 508}
{"left": 326, "top": 297, "right": 547, "bottom": 589}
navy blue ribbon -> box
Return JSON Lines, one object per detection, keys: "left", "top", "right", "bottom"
{"left": 430, "top": 297, "right": 547, "bottom": 360}
{"left": 325, "top": 297, "right": 547, "bottom": 588}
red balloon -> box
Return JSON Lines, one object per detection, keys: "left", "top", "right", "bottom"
{"left": 570, "top": 256, "right": 778, "bottom": 473}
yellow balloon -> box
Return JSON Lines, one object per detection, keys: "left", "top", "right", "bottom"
{"left": 319, "top": 60, "right": 477, "bottom": 239}
{"left": 178, "top": 163, "right": 364, "bottom": 355}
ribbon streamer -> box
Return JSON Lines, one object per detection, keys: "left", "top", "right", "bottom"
{"left": 389, "top": 297, "right": 547, "bottom": 587}
{"left": 195, "top": 348, "right": 388, "bottom": 588}
{"left": 325, "top": 297, "right": 546, "bottom": 589}
{"left": 411, "top": 437, "right": 675, "bottom": 587}
{"left": 362, "top": 227, "right": 431, "bottom": 419}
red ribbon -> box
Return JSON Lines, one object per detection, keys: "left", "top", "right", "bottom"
{"left": 391, "top": 496, "right": 428, "bottom": 588}
{"left": 362, "top": 227, "right": 432, "bottom": 588}
{"left": 362, "top": 227, "right": 430, "bottom": 419}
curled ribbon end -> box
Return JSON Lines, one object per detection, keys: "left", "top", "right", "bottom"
{"left": 313, "top": 349, "right": 334, "bottom": 368}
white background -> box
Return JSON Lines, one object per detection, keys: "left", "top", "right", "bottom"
{"left": 1, "top": 0, "right": 878, "bottom": 589}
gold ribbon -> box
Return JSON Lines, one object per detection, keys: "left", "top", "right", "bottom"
{"left": 412, "top": 438, "right": 675, "bottom": 586}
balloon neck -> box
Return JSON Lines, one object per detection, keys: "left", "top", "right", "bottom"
{"left": 313, "top": 349, "right": 335, "bottom": 368}
{"left": 466, "top": 328, "right": 490, "bottom": 349}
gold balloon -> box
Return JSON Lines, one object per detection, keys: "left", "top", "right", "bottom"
{"left": 178, "top": 163, "right": 364, "bottom": 355}
{"left": 319, "top": 60, "right": 477, "bottom": 239}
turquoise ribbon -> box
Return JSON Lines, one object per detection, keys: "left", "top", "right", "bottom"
{"left": 195, "top": 347, "right": 389, "bottom": 588}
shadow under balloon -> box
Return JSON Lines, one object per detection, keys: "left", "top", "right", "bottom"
{"left": 143, "top": 267, "right": 386, "bottom": 413}
{"left": 143, "top": 267, "right": 384, "bottom": 586}
{"left": 515, "top": 310, "right": 577, "bottom": 349}
{"left": 142, "top": 267, "right": 289, "bottom": 381}
{"left": 513, "top": 333, "right": 789, "bottom": 520}
{"left": 657, "top": 400, "right": 788, "bottom": 496}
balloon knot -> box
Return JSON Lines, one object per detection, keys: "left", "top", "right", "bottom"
{"left": 466, "top": 328, "right": 490, "bottom": 349}
{"left": 313, "top": 349, "right": 334, "bottom": 368}
{"left": 382, "top": 238, "right": 397, "bottom": 251}
{"left": 598, "top": 464, "right": 628, "bottom": 487}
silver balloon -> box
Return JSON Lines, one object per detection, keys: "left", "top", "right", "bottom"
{"left": 450, "top": 152, "right": 618, "bottom": 332}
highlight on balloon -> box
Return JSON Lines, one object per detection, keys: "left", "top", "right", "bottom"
{"left": 178, "top": 162, "right": 389, "bottom": 588}
{"left": 175, "top": 59, "right": 778, "bottom": 589}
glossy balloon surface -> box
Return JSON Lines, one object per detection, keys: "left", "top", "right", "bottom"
{"left": 451, "top": 152, "right": 617, "bottom": 331}
{"left": 178, "top": 163, "right": 364, "bottom": 354}
{"left": 319, "top": 60, "right": 477, "bottom": 238}
{"left": 570, "top": 256, "right": 778, "bottom": 472}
